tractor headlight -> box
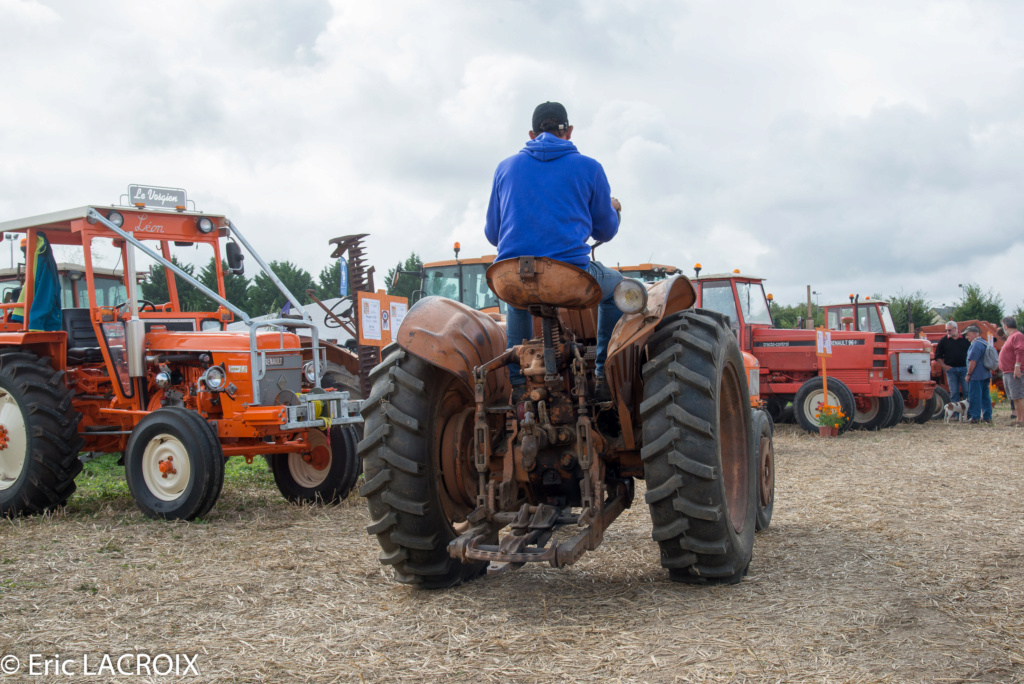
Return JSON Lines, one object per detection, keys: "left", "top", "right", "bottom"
{"left": 201, "top": 365, "right": 227, "bottom": 391}
{"left": 749, "top": 369, "right": 759, "bottom": 397}
{"left": 613, "top": 278, "right": 648, "bottom": 314}
{"left": 303, "top": 361, "right": 318, "bottom": 384}
{"left": 200, "top": 319, "right": 222, "bottom": 331}
{"left": 154, "top": 371, "right": 171, "bottom": 389}
{"left": 196, "top": 216, "right": 215, "bottom": 234}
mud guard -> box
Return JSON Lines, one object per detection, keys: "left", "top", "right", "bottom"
{"left": 604, "top": 275, "right": 697, "bottom": 449}
{"left": 395, "top": 296, "right": 510, "bottom": 398}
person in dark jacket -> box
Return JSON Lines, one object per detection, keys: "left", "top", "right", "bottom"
{"left": 485, "top": 102, "right": 622, "bottom": 400}
{"left": 935, "top": 320, "right": 970, "bottom": 409}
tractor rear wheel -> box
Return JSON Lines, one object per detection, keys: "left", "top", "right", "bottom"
{"left": 901, "top": 390, "right": 935, "bottom": 424}
{"left": 358, "top": 343, "right": 486, "bottom": 589}
{"left": 792, "top": 377, "right": 855, "bottom": 435}
{"left": 640, "top": 309, "right": 757, "bottom": 584}
{"left": 851, "top": 394, "right": 893, "bottom": 431}
{"left": 272, "top": 425, "right": 361, "bottom": 504}
{"left": 124, "top": 408, "right": 224, "bottom": 520}
{"left": 0, "top": 352, "right": 83, "bottom": 517}
{"left": 882, "top": 389, "right": 905, "bottom": 428}
{"left": 752, "top": 409, "right": 774, "bottom": 532}
{"left": 930, "top": 387, "right": 951, "bottom": 421}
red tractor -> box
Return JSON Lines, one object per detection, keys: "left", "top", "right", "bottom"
{"left": 689, "top": 267, "right": 894, "bottom": 434}
{"left": 821, "top": 298, "right": 937, "bottom": 426}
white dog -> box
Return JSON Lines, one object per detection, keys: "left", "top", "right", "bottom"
{"left": 944, "top": 399, "right": 969, "bottom": 424}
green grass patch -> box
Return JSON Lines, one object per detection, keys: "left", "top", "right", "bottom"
{"left": 66, "top": 452, "right": 276, "bottom": 516}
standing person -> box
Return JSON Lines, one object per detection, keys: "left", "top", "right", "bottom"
{"left": 935, "top": 320, "right": 970, "bottom": 414}
{"left": 963, "top": 325, "right": 993, "bottom": 423}
{"left": 998, "top": 317, "right": 1024, "bottom": 425}
{"left": 485, "top": 101, "right": 623, "bottom": 401}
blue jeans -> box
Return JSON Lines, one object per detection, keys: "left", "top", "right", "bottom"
{"left": 967, "top": 378, "right": 992, "bottom": 421}
{"left": 946, "top": 366, "right": 968, "bottom": 402}
{"left": 506, "top": 261, "right": 623, "bottom": 385}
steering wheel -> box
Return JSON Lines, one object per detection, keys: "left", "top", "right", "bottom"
{"left": 116, "top": 300, "right": 158, "bottom": 313}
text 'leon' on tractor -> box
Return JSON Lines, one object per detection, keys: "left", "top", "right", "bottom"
{"left": 0, "top": 186, "right": 363, "bottom": 520}
{"left": 358, "top": 253, "right": 769, "bottom": 589}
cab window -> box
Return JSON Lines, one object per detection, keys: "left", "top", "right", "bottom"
{"left": 700, "top": 281, "right": 740, "bottom": 328}
{"left": 736, "top": 282, "right": 772, "bottom": 325}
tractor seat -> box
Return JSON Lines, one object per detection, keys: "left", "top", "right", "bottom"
{"left": 486, "top": 257, "right": 601, "bottom": 311}
{"left": 62, "top": 308, "right": 104, "bottom": 365}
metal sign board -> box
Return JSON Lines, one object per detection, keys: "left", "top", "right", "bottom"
{"left": 356, "top": 290, "right": 409, "bottom": 348}
{"left": 128, "top": 184, "right": 187, "bottom": 209}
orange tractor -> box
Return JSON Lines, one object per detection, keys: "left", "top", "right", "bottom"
{"left": 0, "top": 193, "right": 362, "bottom": 520}
{"left": 359, "top": 256, "right": 767, "bottom": 588}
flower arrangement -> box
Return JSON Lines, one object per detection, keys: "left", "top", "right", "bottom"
{"left": 990, "top": 381, "right": 1005, "bottom": 405}
{"left": 815, "top": 403, "right": 847, "bottom": 429}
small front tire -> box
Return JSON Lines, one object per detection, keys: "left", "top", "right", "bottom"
{"left": 125, "top": 408, "right": 224, "bottom": 520}
{"left": 272, "top": 425, "right": 361, "bottom": 504}
{"left": 753, "top": 409, "right": 775, "bottom": 532}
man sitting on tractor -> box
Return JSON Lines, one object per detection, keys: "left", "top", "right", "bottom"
{"left": 485, "top": 101, "right": 623, "bottom": 401}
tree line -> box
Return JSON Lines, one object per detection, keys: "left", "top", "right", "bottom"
{"left": 140, "top": 257, "right": 343, "bottom": 316}
{"left": 770, "top": 283, "right": 1023, "bottom": 332}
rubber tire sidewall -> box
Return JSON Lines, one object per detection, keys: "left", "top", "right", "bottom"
{"left": 271, "top": 425, "right": 360, "bottom": 504}
{"left": 931, "top": 387, "right": 951, "bottom": 421}
{"left": 124, "top": 408, "right": 224, "bottom": 520}
{"left": 753, "top": 409, "right": 775, "bottom": 532}
{"left": 792, "top": 377, "right": 855, "bottom": 435}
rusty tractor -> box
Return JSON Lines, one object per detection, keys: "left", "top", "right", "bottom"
{"left": 359, "top": 256, "right": 763, "bottom": 588}
{"left": 0, "top": 195, "right": 362, "bottom": 520}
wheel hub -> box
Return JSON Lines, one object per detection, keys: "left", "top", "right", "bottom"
{"left": 141, "top": 434, "right": 192, "bottom": 502}
{"left": 0, "top": 390, "right": 27, "bottom": 492}
{"left": 303, "top": 444, "right": 332, "bottom": 471}
{"left": 158, "top": 455, "right": 177, "bottom": 477}
{"left": 287, "top": 429, "right": 332, "bottom": 488}
{"left": 759, "top": 435, "right": 774, "bottom": 508}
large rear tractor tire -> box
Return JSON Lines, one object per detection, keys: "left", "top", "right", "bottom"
{"left": 358, "top": 343, "right": 486, "bottom": 589}
{"left": 271, "top": 425, "right": 361, "bottom": 504}
{"left": 882, "top": 389, "right": 905, "bottom": 428}
{"left": 124, "top": 408, "right": 225, "bottom": 520}
{"left": 752, "top": 409, "right": 775, "bottom": 532}
{"left": 640, "top": 309, "right": 757, "bottom": 584}
{"left": 792, "top": 377, "right": 855, "bottom": 435}
{"left": 0, "top": 352, "right": 84, "bottom": 517}
{"left": 901, "top": 390, "right": 935, "bottom": 424}
{"left": 851, "top": 394, "right": 893, "bottom": 431}
{"left": 930, "top": 387, "right": 951, "bottom": 421}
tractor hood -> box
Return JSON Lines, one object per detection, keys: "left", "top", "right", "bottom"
{"left": 146, "top": 330, "right": 302, "bottom": 353}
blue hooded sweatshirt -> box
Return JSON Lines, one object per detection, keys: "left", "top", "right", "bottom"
{"left": 484, "top": 133, "right": 619, "bottom": 269}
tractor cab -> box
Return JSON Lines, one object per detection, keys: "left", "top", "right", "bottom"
{"left": 823, "top": 298, "right": 897, "bottom": 334}
{"left": 613, "top": 263, "right": 679, "bottom": 283}
{"left": 690, "top": 266, "right": 774, "bottom": 351}
{"left": 397, "top": 245, "right": 506, "bottom": 314}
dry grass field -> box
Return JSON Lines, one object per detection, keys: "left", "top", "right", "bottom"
{"left": 2, "top": 409, "right": 1023, "bottom": 683}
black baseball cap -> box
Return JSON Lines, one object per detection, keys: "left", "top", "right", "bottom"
{"left": 532, "top": 101, "right": 569, "bottom": 133}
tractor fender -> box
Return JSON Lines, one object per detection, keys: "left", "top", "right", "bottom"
{"left": 606, "top": 274, "right": 697, "bottom": 363}
{"left": 300, "top": 337, "right": 359, "bottom": 375}
{"left": 395, "top": 296, "right": 510, "bottom": 397}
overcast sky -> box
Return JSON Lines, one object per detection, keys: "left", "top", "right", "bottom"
{"left": 2, "top": 0, "right": 1023, "bottom": 312}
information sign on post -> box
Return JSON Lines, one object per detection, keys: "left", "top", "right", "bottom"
{"left": 356, "top": 290, "right": 409, "bottom": 348}
{"left": 816, "top": 327, "right": 833, "bottom": 406}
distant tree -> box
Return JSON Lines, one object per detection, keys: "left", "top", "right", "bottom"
{"left": 951, "top": 283, "right": 1003, "bottom": 324}
{"left": 769, "top": 301, "right": 823, "bottom": 329}
{"left": 1009, "top": 303, "right": 1024, "bottom": 327}
{"left": 887, "top": 290, "right": 933, "bottom": 333}
{"left": 316, "top": 262, "right": 342, "bottom": 300}
{"left": 246, "top": 261, "right": 316, "bottom": 316}
{"left": 386, "top": 252, "right": 423, "bottom": 301}
{"left": 197, "top": 258, "right": 250, "bottom": 312}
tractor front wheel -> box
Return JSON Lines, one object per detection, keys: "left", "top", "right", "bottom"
{"left": 358, "top": 343, "right": 486, "bottom": 589}
{"left": 792, "top": 377, "right": 855, "bottom": 435}
{"left": 0, "top": 352, "right": 83, "bottom": 517}
{"left": 752, "top": 409, "right": 775, "bottom": 532}
{"left": 901, "top": 390, "right": 935, "bottom": 424}
{"left": 271, "top": 425, "right": 361, "bottom": 504}
{"left": 851, "top": 394, "right": 893, "bottom": 431}
{"left": 640, "top": 309, "right": 757, "bottom": 584}
{"left": 125, "top": 408, "right": 224, "bottom": 520}
{"left": 882, "top": 389, "right": 905, "bottom": 428}
{"left": 930, "top": 387, "right": 951, "bottom": 421}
